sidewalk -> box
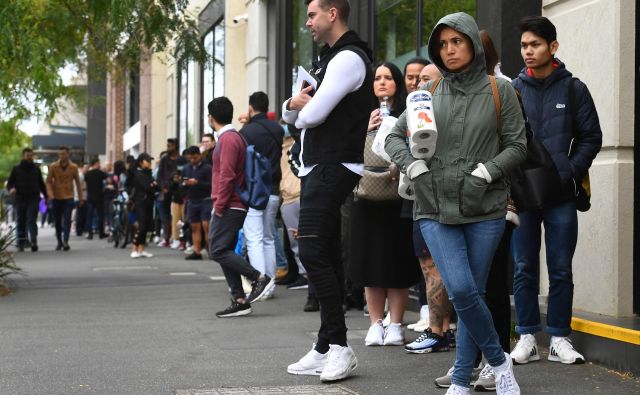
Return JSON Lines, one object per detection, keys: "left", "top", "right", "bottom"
{"left": 1, "top": 228, "right": 639, "bottom": 394}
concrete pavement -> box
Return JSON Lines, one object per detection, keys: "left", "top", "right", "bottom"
{"left": 1, "top": 228, "right": 639, "bottom": 394}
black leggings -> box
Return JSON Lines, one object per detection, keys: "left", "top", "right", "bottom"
{"left": 134, "top": 200, "right": 153, "bottom": 246}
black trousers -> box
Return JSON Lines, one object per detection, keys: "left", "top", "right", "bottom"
{"left": 134, "top": 200, "right": 153, "bottom": 246}
{"left": 85, "top": 200, "right": 105, "bottom": 236}
{"left": 208, "top": 209, "right": 260, "bottom": 300}
{"left": 298, "top": 164, "right": 360, "bottom": 351}
{"left": 16, "top": 199, "right": 39, "bottom": 247}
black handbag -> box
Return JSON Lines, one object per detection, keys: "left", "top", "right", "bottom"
{"left": 510, "top": 92, "right": 566, "bottom": 213}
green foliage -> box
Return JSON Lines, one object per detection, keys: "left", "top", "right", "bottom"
{"left": 0, "top": 119, "right": 33, "bottom": 184}
{"left": 0, "top": 0, "right": 209, "bottom": 122}
{"left": 0, "top": 212, "right": 22, "bottom": 294}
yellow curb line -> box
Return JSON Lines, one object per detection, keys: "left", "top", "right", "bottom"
{"left": 571, "top": 317, "right": 640, "bottom": 346}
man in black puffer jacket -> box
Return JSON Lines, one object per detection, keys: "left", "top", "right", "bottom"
{"left": 7, "top": 148, "right": 48, "bottom": 252}
{"left": 511, "top": 16, "right": 602, "bottom": 367}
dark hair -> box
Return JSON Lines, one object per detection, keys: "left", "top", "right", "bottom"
{"left": 202, "top": 133, "right": 214, "bottom": 141}
{"left": 125, "top": 155, "right": 135, "bottom": 165}
{"left": 59, "top": 146, "right": 70, "bottom": 152}
{"left": 113, "top": 160, "right": 126, "bottom": 176}
{"left": 375, "top": 62, "right": 408, "bottom": 114}
{"left": 185, "top": 146, "right": 201, "bottom": 156}
{"left": 208, "top": 97, "right": 234, "bottom": 125}
{"left": 480, "top": 30, "right": 499, "bottom": 75}
{"left": 167, "top": 138, "right": 178, "bottom": 147}
{"left": 89, "top": 158, "right": 100, "bottom": 167}
{"left": 304, "top": 0, "right": 350, "bottom": 22}
{"left": 403, "top": 57, "right": 429, "bottom": 76}
{"left": 249, "top": 91, "right": 269, "bottom": 114}
{"left": 22, "top": 147, "right": 33, "bottom": 155}
{"left": 519, "top": 16, "right": 557, "bottom": 45}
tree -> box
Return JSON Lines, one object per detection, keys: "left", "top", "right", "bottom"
{"left": 0, "top": 0, "right": 209, "bottom": 123}
{"left": 0, "top": 120, "right": 31, "bottom": 185}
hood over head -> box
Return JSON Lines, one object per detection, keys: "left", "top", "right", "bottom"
{"left": 427, "top": 12, "right": 485, "bottom": 79}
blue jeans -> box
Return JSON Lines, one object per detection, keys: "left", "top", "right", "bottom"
{"left": 419, "top": 218, "right": 506, "bottom": 387}
{"left": 512, "top": 200, "right": 577, "bottom": 337}
{"left": 53, "top": 199, "right": 75, "bottom": 244}
{"left": 16, "top": 200, "right": 39, "bottom": 247}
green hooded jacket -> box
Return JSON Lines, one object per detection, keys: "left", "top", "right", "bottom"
{"left": 385, "top": 12, "right": 526, "bottom": 225}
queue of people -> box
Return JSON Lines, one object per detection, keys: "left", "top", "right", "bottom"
{"left": 2, "top": 2, "right": 603, "bottom": 394}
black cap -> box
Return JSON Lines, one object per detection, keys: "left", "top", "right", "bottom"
{"left": 138, "top": 153, "right": 154, "bottom": 162}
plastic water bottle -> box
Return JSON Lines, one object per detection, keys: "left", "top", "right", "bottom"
{"left": 380, "top": 96, "right": 390, "bottom": 118}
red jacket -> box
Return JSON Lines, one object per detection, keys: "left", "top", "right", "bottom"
{"left": 211, "top": 129, "right": 246, "bottom": 214}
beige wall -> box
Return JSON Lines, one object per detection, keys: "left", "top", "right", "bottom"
{"left": 225, "top": 1, "right": 248, "bottom": 130}
{"left": 541, "top": 0, "right": 636, "bottom": 316}
{"left": 150, "top": 54, "right": 168, "bottom": 158}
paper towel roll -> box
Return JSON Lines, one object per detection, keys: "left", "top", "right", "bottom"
{"left": 406, "top": 91, "right": 438, "bottom": 159}
{"left": 398, "top": 173, "right": 415, "bottom": 200}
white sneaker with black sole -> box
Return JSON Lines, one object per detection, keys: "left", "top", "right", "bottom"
{"left": 548, "top": 336, "right": 585, "bottom": 364}
{"left": 319, "top": 344, "right": 357, "bottom": 381}
{"left": 215, "top": 300, "right": 252, "bottom": 318}
{"left": 287, "top": 345, "right": 328, "bottom": 376}
{"left": 510, "top": 333, "right": 540, "bottom": 364}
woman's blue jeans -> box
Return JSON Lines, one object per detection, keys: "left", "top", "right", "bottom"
{"left": 511, "top": 200, "right": 577, "bottom": 337}
{"left": 419, "top": 217, "right": 506, "bottom": 387}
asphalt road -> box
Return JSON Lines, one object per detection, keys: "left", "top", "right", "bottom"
{"left": 1, "top": 228, "right": 638, "bottom": 394}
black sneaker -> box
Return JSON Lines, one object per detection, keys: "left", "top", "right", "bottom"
{"left": 63, "top": 242, "right": 70, "bottom": 251}
{"left": 287, "top": 275, "right": 309, "bottom": 290}
{"left": 86, "top": 234, "right": 93, "bottom": 240}
{"left": 185, "top": 252, "right": 203, "bottom": 260}
{"left": 404, "top": 328, "right": 450, "bottom": 354}
{"left": 216, "top": 300, "right": 252, "bottom": 318}
{"left": 17, "top": 245, "right": 24, "bottom": 252}
{"left": 31, "top": 244, "right": 38, "bottom": 252}
{"left": 56, "top": 243, "right": 63, "bottom": 251}
{"left": 445, "top": 329, "right": 456, "bottom": 349}
{"left": 246, "top": 275, "right": 275, "bottom": 303}
{"left": 304, "top": 296, "right": 320, "bottom": 312}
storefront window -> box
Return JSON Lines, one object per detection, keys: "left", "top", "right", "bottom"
{"left": 202, "top": 18, "right": 225, "bottom": 137}
{"left": 291, "top": 0, "right": 315, "bottom": 96}
{"left": 376, "top": 0, "right": 476, "bottom": 67}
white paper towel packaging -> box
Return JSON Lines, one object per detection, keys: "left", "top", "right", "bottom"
{"left": 406, "top": 90, "right": 438, "bottom": 160}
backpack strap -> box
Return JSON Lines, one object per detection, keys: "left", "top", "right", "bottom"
{"left": 489, "top": 75, "right": 501, "bottom": 130}
{"left": 428, "top": 78, "right": 441, "bottom": 95}
{"left": 253, "top": 119, "right": 282, "bottom": 148}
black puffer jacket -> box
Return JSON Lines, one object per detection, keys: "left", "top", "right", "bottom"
{"left": 7, "top": 160, "right": 47, "bottom": 201}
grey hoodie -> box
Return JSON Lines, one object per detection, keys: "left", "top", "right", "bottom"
{"left": 385, "top": 12, "right": 526, "bottom": 225}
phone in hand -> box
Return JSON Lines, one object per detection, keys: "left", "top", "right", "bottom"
{"left": 301, "top": 80, "right": 315, "bottom": 97}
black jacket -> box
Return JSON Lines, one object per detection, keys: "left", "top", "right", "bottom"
{"left": 85, "top": 168, "right": 107, "bottom": 203}
{"left": 302, "top": 30, "right": 375, "bottom": 166}
{"left": 132, "top": 168, "right": 159, "bottom": 203}
{"left": 239, "top": 113, "right": 283, "bottom": 194}
{"left": 182, "top": 160, "right": 212, "bottom": 202}
{"left": 7, "top": 160, "right": 47, "bottom": 202}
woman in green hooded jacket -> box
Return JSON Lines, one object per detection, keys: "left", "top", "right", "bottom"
{"left": 385, "top": 12, "right": 526, "bottom": 395}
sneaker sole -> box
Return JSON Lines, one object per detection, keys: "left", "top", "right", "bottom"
{"left": 474, "top": 383, "right": 496, "bottom": 392}
{"left": 365, "top": 340, "right": 384, "bottom": 346}
{"left": 287, "top": 285, "right": 309, "bottom": 290}
{"left": 320, "top": 357, "right": 357, "bottom": 382}
{"left": 404, "top": 346, "right": 449, "bottom": 354}
{"left": 548, "top": 355, "right": 585, "bottom": 364}
{"left": 247, "top": 278, "right": 276, "bottom": 303}
{"left": 216, "top": 308, "right": 252, "bottom": 318}
{"left": 512, "top": 354, "right": 540, "bottom": 365}
{"left": 287, "top": 367, "right": 323, "bottom": 376}
{"left": 434, "top": 380, "right": 451, "bottom": 389}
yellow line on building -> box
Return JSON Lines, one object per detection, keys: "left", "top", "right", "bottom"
{"left": 571, "top": 317, "right": 640, "bottom": 346}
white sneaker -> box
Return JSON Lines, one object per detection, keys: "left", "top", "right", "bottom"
{"left": 153, "top": 236, "right": 161, "bottom": 244}
{"left": 549, "top": 336, "right": 585, "bottom": 364}
{"left": 445, "top": 384, "right": 471, "bottom": 395}
{"left": 170, "top": 240, "right": 180, "bottom": 249}
{"left": 130, "top": 251, "right": 142, "bottom": 259}
{"left": 184, "top": 246, "right": 194, "bottom": 254}
{"left": 140, "top": 251, "right": 153, "bottom": 258}
{"left": 412, "top": 319, "right": 431, "bottom": 333}
{"left": 383, "top": 323, "right": 404, "bottom": 346}
{"left": 510, "top": 334, "right": 540, "bottom": 364}
{"left": 287, "top": 345, "right": 328, "bottom": 376}
{"left": 473, "top": 363, "right": 495, "bottom": 391}
{"left": 319, "top": 344, "right": 357, "bottom": 381}
{"left": 494, "top": 352, "right": 521, "bottom": 395}
{"left": 364, "top": 321, "right": 384, "bottom": 346}
{"left": 408, "top": 305, "right": 429, "bottom": 330}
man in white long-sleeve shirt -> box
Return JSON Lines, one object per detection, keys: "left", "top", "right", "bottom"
{"left": 282, "top": 0, "right": 374, "bottom": 382}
